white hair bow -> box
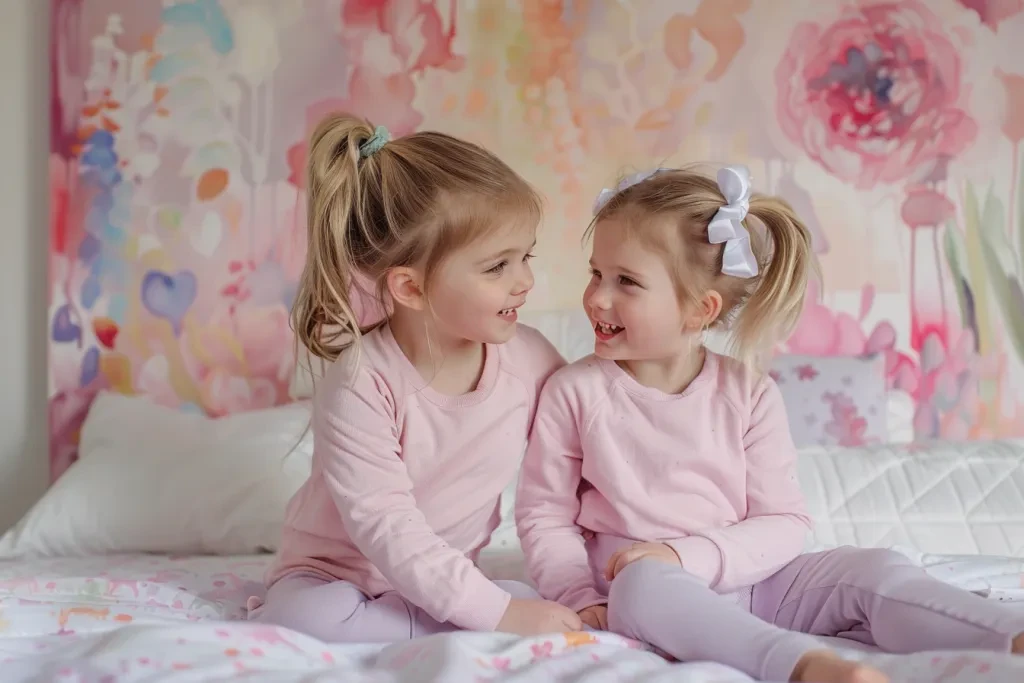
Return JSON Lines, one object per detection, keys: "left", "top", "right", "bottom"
{"left": 592, "top": 168, "right": 668, "bottom": 215}
{"left": 709, "top": 165, "right": 758, "bottom": 279}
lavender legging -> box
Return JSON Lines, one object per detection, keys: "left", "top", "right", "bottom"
{"left": 248, "top": 574, "right": 539, "bottom": 643}
{"left": 606, "top": 543, "right": 1024, "bottom": 681}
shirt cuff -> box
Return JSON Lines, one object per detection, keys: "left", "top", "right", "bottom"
{"left": 447, "top": 569, "right": 512, "bottom": 632}
{"left": 564, "top": 586, "right": 608, "bottom": 613}
{"left": 665, "top": 536, "right": 723, "bottom": 587}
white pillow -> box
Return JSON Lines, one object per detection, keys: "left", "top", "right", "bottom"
{"left": 0, "top": 393, "right": 313, "bottom": 558}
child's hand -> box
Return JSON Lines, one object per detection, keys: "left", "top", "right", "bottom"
{"left": 496, "top": 598, "right": 583, "bottom": 636}
{"left": 578, "top": 604, "right": 608, "bottom": 630}
{"left": 605, "top": 542, "right": 681, "bottom": 581}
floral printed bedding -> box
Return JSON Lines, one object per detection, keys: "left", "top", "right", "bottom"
{"left": 2, "top": 552, "right": 1024, "bottom": 682}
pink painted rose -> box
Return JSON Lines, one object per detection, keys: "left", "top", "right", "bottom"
{"left": 776, "top": 0, "right": 978, "bottom": 189}
{"left": 181, "top": 305, "right": 294, "bottom": 417}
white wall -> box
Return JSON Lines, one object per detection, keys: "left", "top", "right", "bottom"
{"left": 0, "top": 1, "right": 51, "bottom": 532}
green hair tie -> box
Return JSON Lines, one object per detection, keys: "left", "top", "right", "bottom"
{"left": 359, "top": 125, "right": 390, "bottom": 159}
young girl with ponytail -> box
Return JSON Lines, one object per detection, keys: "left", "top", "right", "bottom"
{"left": 249, "top": 114, "right": 580, "bottom": 642}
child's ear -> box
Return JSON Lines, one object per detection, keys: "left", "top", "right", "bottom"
{"left": 695, "top": 289, "right": 723, "bottom": 330}
{"left": 386, "top": 267, "right": 427, "bottom": 311}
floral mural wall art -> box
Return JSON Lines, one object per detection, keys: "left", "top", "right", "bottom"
{"left": 776, "top": 0, "right": 991, "bottom": 439}
{"left": 49, "top": 0, "right": 1024, "bottom": 478}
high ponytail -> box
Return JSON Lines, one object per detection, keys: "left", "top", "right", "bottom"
{"left": 291, "top": 114, "right": 375, "bottom": 363}
{"left": 729, "top": 197, "right": 816, "bottom": 366}
{"left": 289, "top": 112, "right": 542, "bottom": 366}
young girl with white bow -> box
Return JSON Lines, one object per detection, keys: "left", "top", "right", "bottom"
{"left": 516, "top": 165, "right": 1024, "bottom": 683}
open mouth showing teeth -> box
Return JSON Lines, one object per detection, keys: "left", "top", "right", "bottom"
{"left": 595, "top": 321, "right": 624, "bottom": 338}
{"left": 498, "top": 308, "right": 517, "bottom": 318}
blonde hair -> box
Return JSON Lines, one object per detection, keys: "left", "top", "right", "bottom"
{"left": 587, "top": 166, "right": 817, "bottom": 366}
{"left": 291, "top": 113, "right": 542, "bottom": 363}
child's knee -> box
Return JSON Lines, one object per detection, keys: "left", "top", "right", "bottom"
{"left": 607, "top": 559, "right": 678, "bottom": 634}
{"left": 251, "top": 596, "right": 336, "bottom": 639}
{"left": 846, "top": 547, "right": 915, "bottom": 576}
{"left": 865, "top": 547, "right": 913, "bottom": 567}
{"left": 252, "top": 578, "right": 366, "bottom": 642}
{"left": 608, "top": 559, "right": 657, "bottom": 607}
{"left": 826, "top": 546, "right": 920, "bottom": 591}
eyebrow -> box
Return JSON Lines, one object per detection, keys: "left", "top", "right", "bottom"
{"left": 589, "top": 259, "right": 644, "bottom": 280}
{"left": 478, "top": 240, "right": 537, "bottom": 265}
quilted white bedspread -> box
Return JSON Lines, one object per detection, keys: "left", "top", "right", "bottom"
{"left": 801, "top": 439, "right": 1024, "bottom": 556}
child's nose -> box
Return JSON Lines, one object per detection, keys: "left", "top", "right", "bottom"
{"left": 513, "top": 263, "right": 535, "bottom": 296}
{"left": 587, "top": 290, "right": 611, "bottom": 311}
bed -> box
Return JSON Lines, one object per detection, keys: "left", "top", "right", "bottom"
{"left": 8, "top": 311, "right": 1024, "bottom": 681}
{"left": 2, "top": 547, "right": 1024, "bottom": 680}
{"left": 1, "top": 554, "right": 1023, "bottom": 682}
{"left": 4, "top": 439, "right": 1024, "bottom": 681}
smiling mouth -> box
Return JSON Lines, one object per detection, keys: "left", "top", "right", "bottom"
{"left": 594, "top": 321, "right": 624, "bottom": 340}
{"left": 498, "top": 307, "right": 519, "bottom": 321}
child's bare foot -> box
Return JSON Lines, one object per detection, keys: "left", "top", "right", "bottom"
{"left": 791, "top": 650, "right": 889, "bottom": 683}
{"left": 1012, "top": 631, "right": 1024, "bottom": 654}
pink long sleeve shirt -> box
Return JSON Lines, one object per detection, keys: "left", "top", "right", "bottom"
{"left": 515, "top": 352, "right": 812, "bottom": 612}
{"left": 269, "top": 323, "right": 564, "bottom": 631}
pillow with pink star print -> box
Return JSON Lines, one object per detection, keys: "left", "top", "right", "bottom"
{"left": 769, "top": 354, "right": 888, "bottom": 448}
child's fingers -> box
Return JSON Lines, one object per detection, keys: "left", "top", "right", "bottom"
{"left": 557, "top": 603, "right": 583, "bottom": 627}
